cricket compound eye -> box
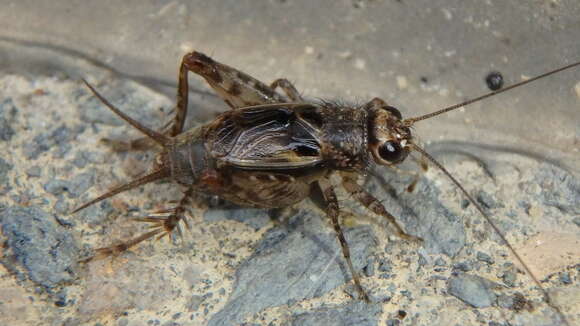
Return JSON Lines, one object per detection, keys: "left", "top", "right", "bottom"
{"left": 383, "top": 106, "right": 402, "bottom": 120}
{"left": 378, "top": 140, "right": 406, "bottom": 163}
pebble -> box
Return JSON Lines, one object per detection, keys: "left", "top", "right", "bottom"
{"left": 447, "top": 274, "right": 497, "bottom": 308}
{"left": 476, "top": 251, "right": 494, "bottom": 264}
{"left": 289, "top": 302, "right": 381, "bottom": 326}
{"left": 1, "top": 206, "right": 79, "bottom": 291}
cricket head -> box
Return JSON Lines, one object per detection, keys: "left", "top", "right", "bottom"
{"left": 366, "top": 100, "right": 413, "bottom": 166}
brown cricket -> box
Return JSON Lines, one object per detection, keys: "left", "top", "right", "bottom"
{"left": 74, "top": 51, "right": 579, "bottom": 323}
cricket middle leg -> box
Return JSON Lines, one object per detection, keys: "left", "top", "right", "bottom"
{"left": 318, "top": 178, "right": 370, "bottom": 302}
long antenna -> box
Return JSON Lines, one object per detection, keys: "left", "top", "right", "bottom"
{"left": 403, "top": 60, "right": 580, "bottom": 125}
{"left": 82, "top": 79, "right": 170, "bottom": 146}
{"left": 410, "top": 143, "right": 570, "bottom": 326}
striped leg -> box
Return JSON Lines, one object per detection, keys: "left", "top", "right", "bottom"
{"left": 270, "top": 78, "right": 303, "bottom": 101}
{"left": 318, "top": 178, "right": 369, "bottom": 302}
{"left": 81, "top": 187, "right": 194, "bottom": 263}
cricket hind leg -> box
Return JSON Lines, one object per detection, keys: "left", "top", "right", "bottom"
{"left": 341, "top": 172, "right": 422, "bottom": 242}
{"left": 318, "top": 179, "right": 370, "bottom": 302}
{"left": 81, "top": 187, "right": 194, "bottom": 263}
{"left": 270, "top": 79, "right": 304, "bottom": 101}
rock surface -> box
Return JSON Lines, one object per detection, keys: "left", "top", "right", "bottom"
{"left": 1, "top": 2, "right": 579, "bottom": 325}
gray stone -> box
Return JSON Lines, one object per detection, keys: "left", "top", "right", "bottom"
{"left": 44, "top": 179, "right": 71, "bottom": 196}
{"left": 289, "top": 302, "right": 382, "bottom": 326}
{"left": 74, "top": 200, "right": 114, "bottom": 226}
{"left": 453, "top": 261, "right": 474, "bottom": 272}
{"left": 72, "top": 151, "right": 88, "bottom": 168}
{"left": 23, "top": 124, "right": 83, "bottom": 160}
{"left": 378, "top": 259, "right": 392, "bottom": 272}
{"left": 363, "top": 257, "right": 375, "bottom": 277}
{"left": 559, "top": 272, "right": 572, "bottom": 285}
{"left": 386, "top": 319, "right": 400, "bottom": 326}
{"left": 0, "top": 206, "right": 79, "bottom": 291}
{"left": 496, "top": 293, "right": 530, "bottom": 311}
{"left": 43, "top": 171, "right": 94, "bottom": 198}
{"left": 447, "top": 273, "right": 498, "bottom": 308}
{"left": 366, "top": 170, "right": 466, "bottom": 257}
{"left": 26, "top": 165, "right": 42, "bottom": 178}
{"left": 78, "top": 83, "right": 163, "bottom": 126}
{"left": 476, "top": 191, "right": 499, "bottom": 209}
{"left": 204, "top": 207, "right": 271, "bottom": 230}
{"left": 501, "top": 270, "right": 517, "bottom": 287}
{"left": 67, "top": 171, "right": 95, "bottom": 198}
{"left": 186, "top": 295, "right": 203, "bottom": 312}
{"left": 531, "top": 165, "right": 580, "bottom": 214}
{"left": 117, "top": 318, "right": 128, "bottom": 326}
{"left": 434, "top": 257, "right": 446, "bottom": 266}
{"left": 0, "top": 157, "right": 12, "bottom": 194}
{"left": 476, "top": 251, "right": 494, "bottom": 264}
{"left": 161, "top": 321, "right": 179, "bottom": 326}
{"left": 207, "top": 211, "right": 375, "bottom": 326}
{"left": 417, "top": 254, "right": 428, "bottom": 267}
{"left": 0, "top": 98, "right": 16, "bottom": 141}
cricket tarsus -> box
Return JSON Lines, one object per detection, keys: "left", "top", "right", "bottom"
{"left": 80, "top": 229, "right": 162, "bottom": 263}
{"left": 79, "top": 187, "right": 194, "bottom": 263}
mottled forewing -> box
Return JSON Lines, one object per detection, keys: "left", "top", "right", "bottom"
{"left": 205, "top": 104, "right": 323, "bottom": 169}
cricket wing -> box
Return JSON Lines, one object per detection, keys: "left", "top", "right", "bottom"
{"left": 205, "top": 104, "right": 323, "bottom": 169}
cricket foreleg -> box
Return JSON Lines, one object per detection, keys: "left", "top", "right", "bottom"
{"left": 81, "top": 187, "right": 194, "bottom": 262}
{"left": 318, "top": 179, "right": 369, "bottom": 302}
{"left": 341, "top": 172, "right": 422, "bottom": 242}
{"left": 270, "top": 79, "right": 303, "bottom": 102}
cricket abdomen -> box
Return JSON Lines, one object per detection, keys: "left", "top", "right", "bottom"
{"left": 164, "top": 127, "right": 214, "bottom": 187}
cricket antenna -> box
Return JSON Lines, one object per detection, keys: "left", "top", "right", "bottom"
{"left": 403, "top": 60, "right": 580, "bottom": 125}
{"left": 409, "top": 143, "right": 571, "bottom": 326}
{"left": 82, "top": 79, "right": 170, "bottom": 146}
{"left": 71, "top": 168, "right": 170, "bottom": 214}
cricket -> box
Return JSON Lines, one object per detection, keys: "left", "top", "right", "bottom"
{"left": 73, "top": 51, "right": 580, "bottom": 325}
